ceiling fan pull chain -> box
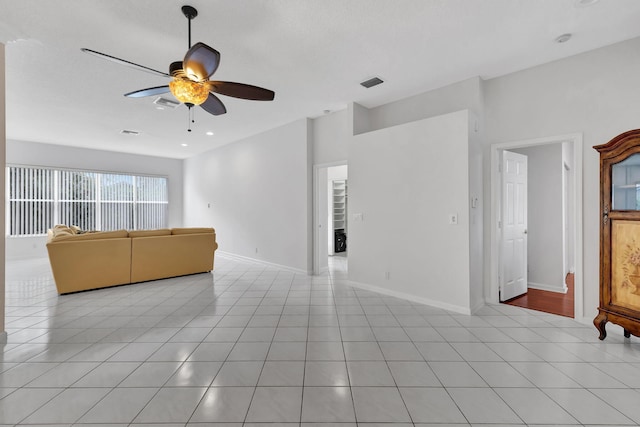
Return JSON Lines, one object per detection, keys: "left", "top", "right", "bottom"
{"left": 187, "top": 105, "right": 192, "bottom": 132}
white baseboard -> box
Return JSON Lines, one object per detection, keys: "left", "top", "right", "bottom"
{"left": 346, "top": 280, "right": 471, "bottom": 315}
{"left": 528, "top": 281, "right": 568, "bottom": 294}
{"left": 470, "top": 299, "right": 486, "bottom": 315}
{"left": 217, "top": 251, "right": 311, "bottom": 275}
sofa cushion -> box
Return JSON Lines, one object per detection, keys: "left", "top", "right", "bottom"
{"left": 53, "top": 224, "right": 73, "bottom": 231}
{"left": 51, "top": 224, "right": 75, "bottom": 235}
{"left": 171, "top": 227, "right": 215, "bottom": 235}
{"left": 128, "top": 229, "right": 171, "bottom": 238}
{"left": 51, "top": 229, "right": 129, "bottom": 242}
{"left": 54, "top": 229, "right": 74, "bottom": 237}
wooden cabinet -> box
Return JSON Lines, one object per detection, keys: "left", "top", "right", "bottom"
{"left": 594, "top": 129, "right": 640, "bottom": 340}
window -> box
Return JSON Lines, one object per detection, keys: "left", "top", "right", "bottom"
{"left": 7, "top": 166, "right": 168, "bottom": 236}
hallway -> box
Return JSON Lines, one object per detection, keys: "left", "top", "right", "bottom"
{"left": 505, "top": 273, "right": 575, "bottom": 318}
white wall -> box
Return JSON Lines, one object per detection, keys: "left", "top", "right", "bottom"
{"left": 183, "top": 119, "right": 313, "bottom": 273}
{"left": 1, "top": 43, "right": 6, "bottom": 335}
{"left": 468, "top": 110, "right": 484, "bottom": 313}
{"left": 512, "top": 144, "right": 564, "bottom": 293}
{"left": 316, "top": 166, "right": 329, "bottom": 272}
{"left": 312, "top": 109, "right": 349, "bottom": 268}
{"left": 484, "top": 36, "right": 640, "bottom": 321}
{"left": 348, "top": 110, "right": 472, "bottom": 313}
{"left": 6, "top": 140, "right": 184, "bottom": 259}
{"left": 367, "top": 77, "right": 484, "bottom": 133}
{"left": 345, "top": 80, "right": 485, "bottom": 313}
{"left": 313, "top": 110, "right": 349, "bottom": 165}
{"left": 351, "top": 103, "right": 373, "bottom": 135}
{"left": 327, "top": 165, "right": 348, "bottom": 181}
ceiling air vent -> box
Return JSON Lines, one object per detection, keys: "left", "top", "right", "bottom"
{"left": 154, "top": 97, "right": 180, "bottom": 109}
{"left": 360, "top": 76, "right": 384, "bottom": 88}
{"left": 120, "top": 129, "right": 140, "bottom": 136}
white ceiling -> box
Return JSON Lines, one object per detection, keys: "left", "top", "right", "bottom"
{"left": 2, "top": 0, "right": 640, "bottom": 159}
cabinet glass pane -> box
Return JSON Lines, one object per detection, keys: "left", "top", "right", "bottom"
{"left": 612, "top": 154, "right": 640, "bottom": 210}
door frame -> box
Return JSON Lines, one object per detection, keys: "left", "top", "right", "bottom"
{"left": 313, "top": 160, "right": 347, "bottom": 275}
{"left": 489, "top": 133, "right": 584, "bottom": 319}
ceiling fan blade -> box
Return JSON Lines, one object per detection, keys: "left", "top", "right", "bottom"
{"left": 81, "top": 48, "right": 170, "bottom": 78}
{"left": 124, "top": 85, "right": 171, "bottom": 98}
{"left": 183, "top": 42, "right": 220, "bottom": 81}
{"left": 200, "top": 93, "right": 227, "bottom": 116}
{"left": 208, "top": 81, "right": 275, "bottom": 101}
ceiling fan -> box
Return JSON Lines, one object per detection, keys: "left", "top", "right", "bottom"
{"left": 81, "top": 5, "right": 275, "bottom": 123}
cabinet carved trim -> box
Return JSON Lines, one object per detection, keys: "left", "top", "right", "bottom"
{"left": 594, "top": 129, "right": 640, "bottom": 340}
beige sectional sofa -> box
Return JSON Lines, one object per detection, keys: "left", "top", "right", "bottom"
{"left": 46, "top": 226, "right": 218, "bottom": 294}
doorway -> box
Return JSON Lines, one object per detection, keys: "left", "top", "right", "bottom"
{"left": 313, "top": 162, "right": 348, "bottom": 275}
{"left": 490, "top": 134, "right": 583, "bottom": 319}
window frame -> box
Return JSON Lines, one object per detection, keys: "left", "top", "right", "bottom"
{"left": 6, "top": 164, "right": 169, "bottom": 237}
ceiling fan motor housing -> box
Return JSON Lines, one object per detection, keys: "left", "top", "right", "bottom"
{"left": 170, "top": 61, "right": 183, "bottom": 77}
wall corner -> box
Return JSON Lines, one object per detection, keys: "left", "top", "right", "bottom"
{"left": 306, "top": 118, "right": 314, "bottom": 273}
{"left": 0, "top": 43, "right": 6, "bottom": 335}
{"left": 348, "top": 102, "right": 372, "bottom": 136}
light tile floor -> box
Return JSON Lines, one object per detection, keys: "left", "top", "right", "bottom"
{"left": 0, "top": 255, "right": 640, "bottom": 426}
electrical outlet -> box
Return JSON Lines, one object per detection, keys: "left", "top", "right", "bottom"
{"left": 385, "top": 271, "right": 390, "bottom": 280}
{"left": 449, "top": 214, "right": 458, "bottom": 225}
{"left": 255, "top": 247, "right": 258, "bottom": 254}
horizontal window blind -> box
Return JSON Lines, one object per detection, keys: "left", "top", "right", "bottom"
{"left": 7, "top": 166, "right": 168, "bottom": 236}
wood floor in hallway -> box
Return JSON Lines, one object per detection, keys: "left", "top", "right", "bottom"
{"left": 504, "top": 273, "right": 575, "bottom": 318}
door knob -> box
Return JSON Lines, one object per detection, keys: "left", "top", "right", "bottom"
{"left": 524, "top": 229, "right": 528, "bottom": 234}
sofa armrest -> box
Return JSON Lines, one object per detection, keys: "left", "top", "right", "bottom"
{"left": 47, "top": 238, "right": 132, "bottom": 294}
{"left": 131, "top": 233, "right": 217, "bottom": 283}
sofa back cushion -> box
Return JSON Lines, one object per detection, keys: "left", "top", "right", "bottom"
{"left": 128, "top": 229, "right": 171, "bottom": 238}
{"left": 50, "top": 229, "right": 128, "bottom": 243}
{"left": 171, "top": 227, "right": 215, "bottom": 235}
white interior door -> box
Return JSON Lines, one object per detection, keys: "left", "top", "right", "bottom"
{"left": 500, "top": 150, "right": 528, "bottom": 301}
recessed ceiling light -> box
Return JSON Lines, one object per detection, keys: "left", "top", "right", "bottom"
{"left": 206, "top": 131, "right": 214, "bottom": 136}
{"left": 181, "top": 143, "right": 188, "bottom": 147}
{"left": 576, "top": 0, "right": 599, "bottom": 7}
{"left": 555, "top": 33, "right": 572, "bottom": 44}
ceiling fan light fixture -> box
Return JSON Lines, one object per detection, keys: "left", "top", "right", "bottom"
{"left": 169, "top": 78, "right": 209, "bottom": 105}
{"left": 185, "top": 67, "right": 200, "bottom": 81}
{"left": 83, "top": 4, "right": 274, "bottom": 125}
